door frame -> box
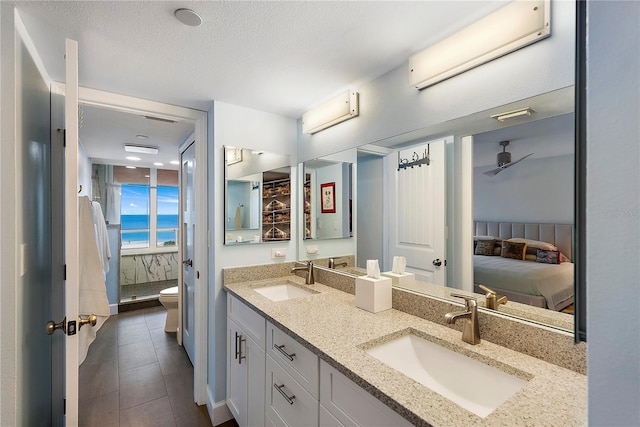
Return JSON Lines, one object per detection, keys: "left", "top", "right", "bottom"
{"left": 78, "top": 88, "right": 209, "bottom": 404}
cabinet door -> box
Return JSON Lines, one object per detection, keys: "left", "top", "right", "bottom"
{"left": 227, "top": 318, "right": 247, "bottom": 427}
{"left": 246, "top": 333, "right": 266, "bottom": 427}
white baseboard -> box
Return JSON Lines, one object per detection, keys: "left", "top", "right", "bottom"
{"left": 109, "top": 304, "right": 118, "bottom": 315}
{"left": 206, "top": 385, "right": 233, "bottom": 426}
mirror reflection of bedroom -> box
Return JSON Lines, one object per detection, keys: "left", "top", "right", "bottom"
{"left": 472, "top": 112, "right": 574, "bottom": 314}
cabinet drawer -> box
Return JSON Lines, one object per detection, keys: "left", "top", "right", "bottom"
{"left": 320, "top": 360, "right": 411, "bottom": 427}
{"left": 266, "top": 355, "right": 319, "bottom": 427}
{"left": 228, "top": 295, "right": 266, "bottom": 349}
{"left": 267, "top": 321, "right": 319, "bottom": 399}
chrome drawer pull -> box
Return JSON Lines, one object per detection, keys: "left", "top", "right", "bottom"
{"left": 273, "top": 344, "right": 296, "bottom": 361}
{"left": 274, "top": 383, "right": 295, "bottom": 405}
{"left": 238, "top": 335, "right": 246, "bottom": 364}
{"left": 234, "top": 332, "right": 240, "bottom": 360}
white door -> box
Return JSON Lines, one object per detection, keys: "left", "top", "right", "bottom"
{"left": 388, "top": 139, "right": 447, "bottom": 285}
{"left": 63, "top": 38, "right": 81, "bottom": 425}
{"left": 181, "top": 141, "right": 196, "bottom": 363}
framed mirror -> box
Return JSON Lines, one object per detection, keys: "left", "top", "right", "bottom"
{"left": 224, "top": 146, "right": 291, "bottom": 245}
{"left": 306, "top": 87, "right": 576, "bottom": 333}
{"left": 298, "top": 149, "right": 357, "bottom": 261}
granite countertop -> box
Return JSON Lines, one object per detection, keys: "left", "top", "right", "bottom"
{"left": 224, "top": 275, "right": 587, "bottom": 427}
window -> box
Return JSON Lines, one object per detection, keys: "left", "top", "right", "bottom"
{"left": 157, "top": 185, "right": 179, "bottom": 246}
{"left": 115, "top": 166, "right": 178, "bottom": 250}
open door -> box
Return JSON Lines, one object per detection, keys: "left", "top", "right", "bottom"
{"left": 63, "top": 38, "right": 81, "bottom": 425}
{"left": 181, "top": 141, "right": 196, "bottom": 364}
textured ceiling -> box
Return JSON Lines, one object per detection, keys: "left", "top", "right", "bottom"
{"left": 13, "top": 0, "right": 506, "bottom": 118}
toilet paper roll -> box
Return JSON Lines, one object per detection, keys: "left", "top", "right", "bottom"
{"left": 367, "top": 259, "right": 381, "bottom": 279}
{"left": 392, "top": 256, "right": 406, "bottom": 274}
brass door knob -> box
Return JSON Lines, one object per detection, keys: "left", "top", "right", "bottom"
{"left": 46, "top": 317, "right": 67, "bottom": 335}
{"left": 78, "top": 314, "right": 97, "bottom": 330}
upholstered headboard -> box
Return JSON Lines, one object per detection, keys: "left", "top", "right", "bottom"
{"left": 474, "top": 221, "right": 574, "bottom": 261}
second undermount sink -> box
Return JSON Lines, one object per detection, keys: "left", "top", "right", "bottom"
{"left": 254, "top": 283, "right": 318, "bottom": 302}
{"left": 365, "top": 331, "right": 527, "bottom": 418}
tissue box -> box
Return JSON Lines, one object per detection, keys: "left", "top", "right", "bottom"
{"left": 381, "top": 271, "right": 415, "bottom": 287}
{"left": 355, "top": 276, "right": 392, "bottom": 313}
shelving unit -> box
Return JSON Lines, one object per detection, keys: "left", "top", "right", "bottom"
{"left": 262, "top": 177, "right": 291, "bottom": 241}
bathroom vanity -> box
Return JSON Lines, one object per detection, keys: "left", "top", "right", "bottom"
{"left": 224, "top": 271, "right": 586, "bottom": 426}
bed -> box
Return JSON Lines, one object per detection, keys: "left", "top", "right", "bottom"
{"left": 473, "top": 221, "right": 574, "bottom": 311}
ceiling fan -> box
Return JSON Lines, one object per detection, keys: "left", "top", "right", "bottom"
{"left": 483, "top": 140, "right": 534, "bottom": 177}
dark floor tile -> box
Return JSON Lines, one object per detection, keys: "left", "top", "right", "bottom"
{"left": 84, "top": 329, "right": 118, "bottom": 364}
{"left": 118, "top": 340, "right": 158, "bottom": 372}
{"left": 118, "top": 322, "right": 152, "bottom": 347}
{"left": 145, "top": 309, "right": 168, "bottom": 330}
{"left": 117, "top": 310, "right": 148, "bottom": 328}
{"left": 149, "top": 328, "right": 180, "bottom": 350}
{"left": 119, "top": 362, "right": 167, "bottom": 410}
{"left": 175, "top": 404, "right": 213, "bottom": 427}
{"left": 79, "top": 389, "right": 119, "bottom": 427}
{"left": 215, "top": 418, "right": 238, "bottom": 427}
{"left": 156, "top": 346, "right": 193, "bottom": 376}
{"left": 164, "top": 370, "right": 197, "bottom": 419}
{"left": 79, "top": 357, "right": 119, "bottom": 402}
{"left": 120, "top": 396, "right": 176, "bottom": 427}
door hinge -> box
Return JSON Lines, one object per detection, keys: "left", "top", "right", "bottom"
{"left": 63, "top": 398, "right": 66, "bottom": 415}
{"left": 57, "top": 129, "right": 66, "bottom": 147}
{"left": 63, "top": 264, "right": 67, "bottom": 280}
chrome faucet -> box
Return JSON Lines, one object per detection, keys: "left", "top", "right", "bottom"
{"left": 328, "top": 258, "right": 348, "bottom": 269}
{"left": 291, "top": 261, "right": 315, "bottom": 284}
{"left": 479, "top": 285, "right": 508, "bottom": 310}
{"left": 444, "top": 293, "right": 481, "bottom": 345}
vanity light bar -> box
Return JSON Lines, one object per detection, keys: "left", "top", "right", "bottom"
{"left": 302, "top": 91, "right": 359, "bottom": 134}
{"left": 409, "top": 0, "right": 550, "bottom": 89}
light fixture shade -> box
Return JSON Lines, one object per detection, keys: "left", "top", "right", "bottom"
{"left": 491, "top": 107, "right": 534, "bottom": 122}
{"left": 409, "top": 0, "right": 550, "bottom": 89}
{"left": 302, "top": 91, "right": 359, "bottom": 134}
{"left": 124, "top": 144, "right": 158, "bottom": 154}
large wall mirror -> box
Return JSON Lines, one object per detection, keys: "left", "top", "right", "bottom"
{"left": 224, "top": 146, "right": 291, "bottom": 245}
{"left": 299, "top": 86, "right": 576, "bottom": 332}
{"left": 298, "top": 149, "right": 357, "bottom": 261}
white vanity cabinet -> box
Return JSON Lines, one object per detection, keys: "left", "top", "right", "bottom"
{"left": 319, "top": 360, "right": 412, "bottom": 427}
{"left": 227, "top": 296, "right": 266, "bottom": 427}
{"left": 266, "top": 321, "right": 320, "bottom": 426}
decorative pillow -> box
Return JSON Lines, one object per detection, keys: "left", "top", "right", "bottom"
{"left": 525, "top": 254, "right": 537, "bottom": 261}
{"left": 474, "top": 239, "right": 496, "bottom": 256}
{"left": 508, "top": 238, "right": 558, "bottom": 257}
{"left": 501, "top": 241, "right": 527, "bottom": 260}
{"left": 536, "top": 249, "right": 560, "bottom": 264}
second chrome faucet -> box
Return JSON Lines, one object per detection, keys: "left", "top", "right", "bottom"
{"left": 444, "top": 294, "right": 481, "bottom": 345}
{"left": 291, "top": 261, "right": 315, "bottom": 285}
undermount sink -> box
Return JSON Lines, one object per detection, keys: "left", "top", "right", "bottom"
{"left": 365, "top": 331, "right": 527, "bottom": 418}
{"left": 253, "top": 283, "right": 318, "bottom": 302}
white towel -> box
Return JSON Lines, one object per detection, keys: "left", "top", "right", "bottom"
{"left": 91, "top": 200, "right": 111, "bottom": 276}
{"left": 78, "top": 196, "right": 111, "bottom": 365}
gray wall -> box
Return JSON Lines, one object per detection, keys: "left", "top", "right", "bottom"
{"left": 357, "top": 155, "right": 384, "bottom": 269}
{"left": 473, "top": 155, "right": 574, "bottom": 223}
{"left": 586, "top": 1, "right": 640, "bottom": 425}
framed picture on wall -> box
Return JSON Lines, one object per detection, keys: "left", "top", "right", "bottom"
{"left": 321, "top": 182, "right": 336, "bottom": 213}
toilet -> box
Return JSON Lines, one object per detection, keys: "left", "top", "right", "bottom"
{"left": 159, "top": 286, "right": 179, "bottom": 333}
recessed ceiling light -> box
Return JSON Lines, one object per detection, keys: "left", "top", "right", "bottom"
{"left": 174, "top": 8, "right": 202, "bottom": 27}
{"left": 154, "top": 162, "right": 164, "bottom": 166}
{"left": 170, "top": 160, "right": 180, "bottom": 165}
{"left": 126, "top": 156, "right": 141, "bottom": 161}
{"left": 126, "top": 166, "right": 136, "bottom": 169}
{"left": 135, "top": 134, "right": 149, "bottom": 140}
{"left": 125, "top": 144, "right": 158, "bottom": 154}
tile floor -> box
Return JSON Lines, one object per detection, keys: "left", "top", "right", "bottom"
{"left": 79, "top": 306, "right": 214, "bottom": 427}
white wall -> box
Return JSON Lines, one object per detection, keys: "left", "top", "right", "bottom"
{"left": 210, "top": 101, "right": 297, "bottom": 406}
{"left": 78, "top": 141, "right": 91, "bottom": 197}
{"left": 297, "top": 0, "right": 575, "bottom": 161}
{"left": 586, "top": 1, "right": 640, "bottom": 425}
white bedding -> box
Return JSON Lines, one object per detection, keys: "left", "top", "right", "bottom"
{"left": 473, "top": 255, "right": 574, "bottom": 310}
